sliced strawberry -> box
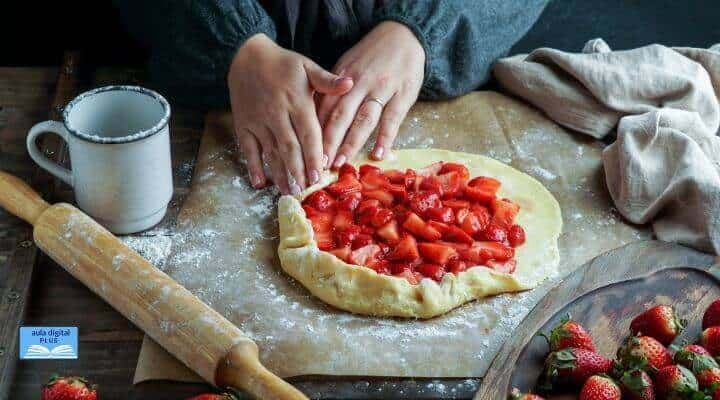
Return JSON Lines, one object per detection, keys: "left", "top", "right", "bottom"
{"left": 333, "top": 210, "right": 354, "bottom": 231}
{"left": 508, "top": 224, "right": 526, "bottom": 247}
{"left": 464, "top": 186, "right": 497, "bottom": 204}
{"left": 426, "top": 207, "right": 454, "bottom": 223}
{"left": 438, "top": 240, "right": 471, "bottom": 251}
{"left": 486, "top": 259, "right": 516, "bottom": 274}
{"left": 386, "top": 183, "right": 407, "bottom": 202}
{"left": 360, "top": 225, "right": 375, "bottom": 235}
{"left": 491, "top": 198, "right": 520, "bottom": 227}
{"left": 438, "top": 171, "right": 462, "bottom": 197}
{"left": 481, "top": 223, "right": 507, "bottom": 243}
{"left": 419, "top": 175, "right": 444, "bottom": 196}
{"left": 357, "top": 199, "right": 380, "bottom": 213}
{"left": 360, "top": 171, "right": 389, "bottom": 190}
{"left": 308, "top": 211, "right": 333, "bottom": 236}
{"left": 303, "top": 189, "right": 336, "bottom": 211}
{"left": 348, "top": 244, "right": 381, "bottom": 265}
{"left": 338, "top": 163, "right": 358, "bottom": 178}
{"left": 460, "top": 212, "right": 483, "bottom": 236}
{"left": 404, "top": 169, "right": 417, "bottom": 190}
{"left": 356, "top": 203, "right": 380, "bottom": 226}
{"left": 417, "top": 161, "right": 444, "bottom": 177}
{"left": 394, "top": 269, "right": 423, "bottom": 285}
{"left": 440, "top": 163, "right": 470, "bottom": 181}
{"left": 418, "top": 242, "right": 458, "bottom": 265}
{"left": 443, "top": 199, "right": 470, "bottom": 210}
{"left": 472, "top": 205, "right": 491, "bottom": 231}
{"left": 334, "top": 224, "right": 361, "bottom": 247}
{"left": 371, "top": 208, "right": 394, "bottom": 227}
{"left": 337, "top": 192, "right": 361, "bottom": 212}
{"left": 428, "top": 220, "right": 450, "bottom": 234}
{"left": 407, "top": 192, "right": 441, "bottom": 216}
{"left": 390, "top": 262, "right": 412, "bottom": 274}
{"left": 378, "top": 242, "right": 391, "bottom": 255}
{"left": 368, "top": 259, "right": 391, "bottom": 275}
{"left": 402, "top": 212, "right": 442, "bottom": 241}
{"left": 329, "top": 246, "right": 351, "bottom": 262}
{"left": 416, "top": 263, "right": 446, "bottom": 281}
{"left": 351, "top": 233, "right": 374, "bottom": 249}
{"left": 474, "top": 241, "right": 514, "bottom": 261}
{"left": 455, "top": 208, "right": 470, "bottom": 225}
{"left": 388, "top": 235, "right": 420, "bottom": 262}
{"left": 443, "top": 225, "right": 474, "bottom": 244}
{"left": 377, "top": 220, "right": 400, "bottom": 244}
{"left": 326, "top": 174, "right": 362, "bottom": 197}
{"left": 362, "top": 189, "right": 394, "bottom": 207}
{"left": 468, "top": 176, "right": 501, "bottom": 191}
{"left": 385, "top": 169, "right": 405, "bottom": 183}
{"left": 448, "top": 260, "right": 468, "bottom": 274}
{"left": 459, "top": 247, "right": 492, "bottom": 265}
{"left": 302, "top": 204, "right": 318, "bottom": 218}
{"left": 359, "top": 164, "right": 381, "bottom": 177}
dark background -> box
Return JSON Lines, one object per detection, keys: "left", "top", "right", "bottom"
{"left": 3, "top": 0, "right": 719, "bottom": 68}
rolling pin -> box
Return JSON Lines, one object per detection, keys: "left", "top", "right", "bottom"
{"left": 0, "top": 171, "right": 307, "bottom": 400}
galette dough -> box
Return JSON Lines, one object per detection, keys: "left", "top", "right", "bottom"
{"left": 277, "top": 149, "right": 562, "bottom": 318}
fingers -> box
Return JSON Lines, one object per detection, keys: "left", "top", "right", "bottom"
{"left": 332, "top": 95, "right": 385, "bottom": 168}
{"left": 371, "top": 94, "right": 410, "bottom": 160}
{"left": 264, "top": 146, "right": 290, "bottom": 195}
{"left": 272, "top": 116, "right": 305, "bottom": 194}
{"left": 317, "top": 94, "right": 341, "bottom": 130}
{"left": 237, "top": 129, "right": 267, "bottom": 188}
{"left": 303, "top": 59, "right": 354, "bottom": 95}
{"left": 323, "top": 91, "right": 365, "bottom": 167}
{"left": 291, "top": 106, "right": 324, "bottom": 186}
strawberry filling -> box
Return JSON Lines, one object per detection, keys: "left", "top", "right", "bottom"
{"left": 301, "top": 162, "right": 526, "bottom": 284}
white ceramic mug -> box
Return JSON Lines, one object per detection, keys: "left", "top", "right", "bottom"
{"left": 26, "top": 85, "right": 173, "bottom": 234}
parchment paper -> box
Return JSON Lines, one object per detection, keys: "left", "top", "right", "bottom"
{"left": 134, "top": 91, "right": 651, "bottom": 382}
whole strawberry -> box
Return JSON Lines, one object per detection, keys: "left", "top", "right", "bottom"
{"left": 654, "top": 365, "right": 701, "bottom": 400}
{"left": 185, "top": 393, "right": 238, "bottom": 400}
{"left": 509, "top": 388, "right": 546, "bottom": 399}
{"left": 541, "top": 315, "right": 596, "bottom": 352}
{"left": 579, "top": 375, "right": 621, "bottom": 400}
{"left": 701, "top": 326, "right": 720, "bottom": 356}
{"left": 41, "top": 375, "right": 97, "bottom": 400}
{"left": 619, "top": 369, "right": 655, "bottom": 400}
{"left": 617, "top": 336, "right": 672, "bottom": 373}
{"left": 629, "top": 305, "right": 684, "bottom": 346}
{"left": 540, "top": 348, "right": 613, "bottom": 391}
{"left": 674, "top": 343, "right": 720, "bottom": 390}
{"left": 703, "top": 299, "right": 720, "bottom": 329}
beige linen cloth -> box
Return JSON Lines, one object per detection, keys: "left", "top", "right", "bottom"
{"left": 494, "top": 39, "right": 720, "bottom": 253}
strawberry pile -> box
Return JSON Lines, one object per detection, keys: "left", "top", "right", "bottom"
{"left": 300, "top": 162, "right": 526, "bottom": 284}
{"left": 510, "top": 301, "right": 720, "bottom": 400}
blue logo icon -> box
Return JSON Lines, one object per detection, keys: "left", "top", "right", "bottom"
{"left": 19, "top": 327, "right": 78, "bottom": 359}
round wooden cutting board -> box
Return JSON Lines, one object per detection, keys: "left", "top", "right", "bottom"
{"left": 474, "top": 240, "right": 718, "bottom": 399}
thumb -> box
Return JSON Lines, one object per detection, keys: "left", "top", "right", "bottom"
{"left": 304, "top": 60, "right": 353, "bottom": 95}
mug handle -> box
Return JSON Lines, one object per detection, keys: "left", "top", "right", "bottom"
{"left": 26, "top": 120, "right": 73, "bottom": 186}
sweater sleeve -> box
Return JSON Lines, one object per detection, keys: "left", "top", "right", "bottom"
{"left": 113, "top": 0, "right": 277, "bottom": 109}
{"left": 373, "top": 0, "right": 549, "bottom": 100}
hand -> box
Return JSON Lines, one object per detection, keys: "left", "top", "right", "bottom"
{"left": 317, "top": 21, "right": 425, "bottom": 168}
{"left": 228, "top": 34, "right": 354, "bottom": 194}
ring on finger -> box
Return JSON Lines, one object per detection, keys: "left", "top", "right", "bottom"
{"left": 365, "top": 96, "right": 386, "bottom": 108}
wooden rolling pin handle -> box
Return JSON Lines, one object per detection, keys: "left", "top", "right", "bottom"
{"left": 0, "top": 170, "right": 50, "bottom": 225}
{"left": 217, "top": 342, "right": 307, "bottom": 400}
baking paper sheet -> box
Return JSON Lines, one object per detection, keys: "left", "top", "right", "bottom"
{"left": 133, "top": 91, "right": 651, "bottom": 382}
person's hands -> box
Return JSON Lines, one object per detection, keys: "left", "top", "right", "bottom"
{"left": 317, "top": 21, "right": 425, "bottom": 168}
{"left": 229, "top": 34, "right": 354, "bottom": 194}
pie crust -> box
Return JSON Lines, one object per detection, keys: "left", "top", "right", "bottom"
{"left": 277, "top": 149, "right": 562, "bottom": 318}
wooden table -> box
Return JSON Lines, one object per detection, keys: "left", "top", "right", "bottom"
{"left": 1, "top": 66, "right": 484, "bottom": 399}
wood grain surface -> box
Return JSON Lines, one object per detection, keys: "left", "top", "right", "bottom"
{"left": 474, "top": 240, "right": 717, "bottom": 399}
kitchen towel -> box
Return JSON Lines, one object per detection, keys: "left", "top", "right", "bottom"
{"left": 494, "top": 39, "right": 720, "bottom": 253}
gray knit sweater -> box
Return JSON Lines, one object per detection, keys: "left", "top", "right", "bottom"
{"left": 114, "top": 0, "right": 548, "bottom": 109}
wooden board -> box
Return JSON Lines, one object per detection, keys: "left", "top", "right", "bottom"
{"left": 474, "top": 240, "right": 718, "bottom": 399}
